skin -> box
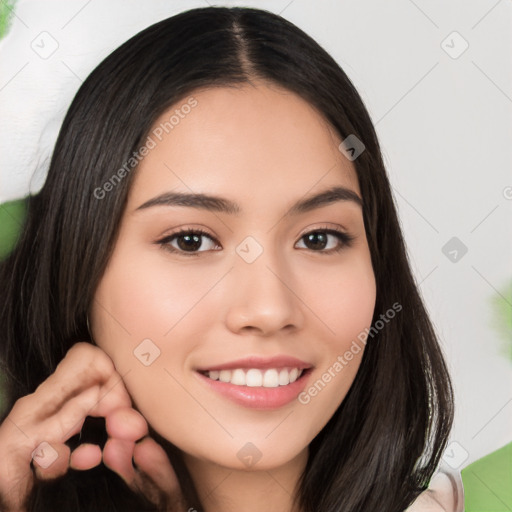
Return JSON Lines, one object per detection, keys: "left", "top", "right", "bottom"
{"left": 0, "top": 343, "right": 184, "bottom": 511}
{"left": 0, "top": 80, "right": 452, "bottom": 511}
{"left": 406, "top": 472, "right": 458, "bottom": 512}
{"left": 89, "top": 80, "right": 377, "bottom": 511}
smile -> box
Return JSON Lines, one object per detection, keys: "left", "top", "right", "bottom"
{"left": 202, "top": 367, "right": 304, "bottom": 387}
{"left": 196, "top": 367, "right": 312, "bottom": 410}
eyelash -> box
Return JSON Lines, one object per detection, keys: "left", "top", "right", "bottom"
{"left": 156, "top": 226, "right": 355, "bottom": 257}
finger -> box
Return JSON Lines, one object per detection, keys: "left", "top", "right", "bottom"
{"left": 45, "top": 378, "right": 131, "bottom": 443}
{"left": 1, "top": 347, "right": 133, "bottom": 495}
{"left": 105, "top": 407, "right": 148, "bottom": 442}
{"left": 32, "top": 442, "right": 71, "bottom": 481}
{"left": 133, "top": 437, "right": 182, "bottom": 498}
{"left": 31, "top": 342, "right": 117, "bottom": 421}
{"left": 88, "top": 372, "right": 133, "bottom": 418}
{"left": 0, "top": 343, "right": 128, "bottom": 511}
{"left": 69, "top": 444, "right": 103, "bottom": 470}
{"left": 8, "top": 342, "right": 129, "bottom": 445}
{"left": 103, "top": 438, "right": 136, "bottom": 485}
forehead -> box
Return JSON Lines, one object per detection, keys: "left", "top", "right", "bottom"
{"left": 127, "top": 82, "right": 361, "bottom": 211}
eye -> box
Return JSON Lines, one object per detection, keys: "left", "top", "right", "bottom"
{"left": 295, "top": 228, "right": 355, "bottom": 254}
{"left": 157, "top": 229, "right": 220, "bottom": 256}
{"left": 157, "top": 226, "right": 355, "bottom": 257}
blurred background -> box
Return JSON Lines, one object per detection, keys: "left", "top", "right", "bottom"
{"left": 0, "top": 0, "right": 511, "bottom": 503}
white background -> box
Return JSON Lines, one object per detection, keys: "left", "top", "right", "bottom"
{"left": 0, "top": 0, "right": 511, "bottom": 467}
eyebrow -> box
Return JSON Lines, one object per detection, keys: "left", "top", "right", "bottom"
{"left": 134, "top": 185, "right": 363, "bottom": 216}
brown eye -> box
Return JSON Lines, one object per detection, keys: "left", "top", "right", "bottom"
{"left": 295, "top": 229, "right": 354, "bottom": 253}
{"left": 158, "top": 229, "right": 220, "bottom": 255}
{"left": 303, "top": 232, "right": 329, "bottom": 250}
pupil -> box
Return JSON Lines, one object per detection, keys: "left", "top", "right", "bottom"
{"left": 306, "top": 232, "right": 327, "bottom": 250}
{"left": 175, "top": 233, "right": 330, "bottom": 252}
{"left": 178, "top": 234, "right": 201, "bottom": 251}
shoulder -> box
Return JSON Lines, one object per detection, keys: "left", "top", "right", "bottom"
{"left": 405, "top": 471, "right": 462, "bottom": 512}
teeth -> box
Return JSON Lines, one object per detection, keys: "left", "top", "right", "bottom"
{"left": 246, "top": 369, "right": 263, "bottom": 387}
{"left": 278, "top": 369, "right": 289, "bottom": 386}
{"left": 219, "top": 370, "right": 231, "bottom": 383}
{"left": 231, "top": 369, "right": 246, "bottom": 386}
{"left": 205, "top": 368, "right": 304, "bottom": 387}
{"left": 263, "top": 369, "right": 279, "bottom": 388}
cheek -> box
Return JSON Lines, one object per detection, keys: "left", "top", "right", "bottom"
{"left": 92, "top": 249, "right": 222, "bottom": 351}
{"left": 296, "top": 255, "right": 376, "bottom": 411}
{"left": 302, "top": 254, "right": 376, "bottom": 348}
{"left": 90, "top": 250, "right": 212, "bottom": 430}
{"left": 90, "top": 248, "right": 229, "bottom": 419}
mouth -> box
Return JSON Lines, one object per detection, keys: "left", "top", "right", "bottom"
{"left": 194, "top": 356, "right": 313, "bottom": 410}
{"left": 199, "top": 367, "right": 306, "bottom": 387}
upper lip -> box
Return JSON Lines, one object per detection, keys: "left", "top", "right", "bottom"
{"left": 196, "top": 355, "right": 313, "bottom": 372}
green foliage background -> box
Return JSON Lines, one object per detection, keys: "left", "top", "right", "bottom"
{"left": 0, "top": 0, "right": 17, "bottom": 39}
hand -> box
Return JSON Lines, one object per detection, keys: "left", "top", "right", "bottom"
{"left": 0, "top": 342, "right": 185, "bottom": 511}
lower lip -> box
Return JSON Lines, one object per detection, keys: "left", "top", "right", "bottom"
{"left": 196, "top": 370, "right": 311, "bottom": 410}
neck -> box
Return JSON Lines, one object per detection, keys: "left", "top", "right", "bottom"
{"left": 182, "top": 448, "right": 308, "bottom": 512}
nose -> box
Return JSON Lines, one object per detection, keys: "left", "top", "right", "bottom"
{"left": 223, "top": 250, "right": 305, "bottom": 336}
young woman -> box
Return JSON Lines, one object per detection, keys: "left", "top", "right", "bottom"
{"left": 0, "top": 6, "right": 455, "bottom": 512}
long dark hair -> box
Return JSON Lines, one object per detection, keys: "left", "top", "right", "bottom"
{"left": 0, "top": 6, "right": 454, "bottom": 511}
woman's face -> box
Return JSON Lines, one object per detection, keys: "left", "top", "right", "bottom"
{"left": 90, "top": 81, "right": 376, "bottom": 471}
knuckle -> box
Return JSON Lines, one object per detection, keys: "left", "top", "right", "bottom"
{"left": 10, "top": 392, "right": 34, "bottom": 415}
{"left": 67, "top": 341, "right": 96, "bottom": 359}
{"left": 65, "top": 342, "right": 115, "bottom": 381}
{"left": 88, "top": 351, "right": 116, "bottom": 382}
